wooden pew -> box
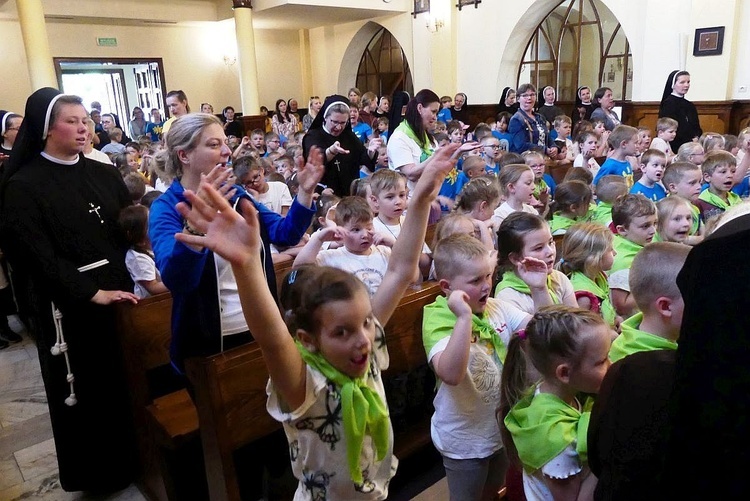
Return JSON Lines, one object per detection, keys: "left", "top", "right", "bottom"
{"left": 185, "top": 281, "right": 444, "bottom": 501}
{"left": 115, "top": 293, "right": 203, "bottom": 501}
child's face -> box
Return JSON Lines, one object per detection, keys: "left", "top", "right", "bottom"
{"left": 449, "top": 129, "right": 464, "bottom": 144}
{"left": 566, "top": 323, "right": 612, "bottom": 394}
{"left": 438, "top": 138, "right": 450, "bottom": 148}
{"left": 266, "top": 137, "right": 281, "bottom": 152}
{"left": 374, "top": 182, "right": 408, "bottom": 220}
{"left": 376, "top": 150, "right": 389, "bottom": 168}
{"left": 580, "top": 136, "right": 599, "bottom": 157}
{"left": 619, "top": 214, "right": 657, "bottom": 246}
{"left": 242, "top": 168, "right": 268, "bottom": 193}
{"left": 622, "top": 134, "right": 639, "bottom": 156}
{"left": 739, "top": 134, "right": 750, "bottom": 152}
{"left": 470, "top": 197, "right": 499, "bottom": 222}
{"left": 705, "top": 164, "right": 736, "bottom": 194}
{"left": 442, "top": 100, "right": 452, "bottom": 109}
{"left": 555, "top": 122, "right": 571, "bottom": 139}
{"left": 638, "top": 130, "right": 652, "bottom": 147}
{"left": 126, "top": 146, "right": 140, "bottom": 160}
{"left": 669, "top": 170, "right": 702, "bottom": 202}
{"left": 482, "top": 141, "right": 502, "bottom": 162}
{"left": 510, "top": 170, "right": 536, "bottom": 205}
{"left": 659, "top": 127, "right": 677, "bottom": 142}
{"left": 443, "top": 253, "right": 495, "bottom": 315}
{"left": 349, "top": 107, "right": 359, "bottom": 125}
{"left": 517, "top": 226, "right": 556, "bottom": 273}
{"left": 498, "top": 119, "right": 508, "bottom": 133}
{"left": 311, "top": 288, "right": 376, "bottom": 378}
{"left": 600, "top": 243, "right": 616, "bottom": 272}
{"left": 275, "top": 160, "right": 293, "bottom": 179}
{"left": 661, "top": 204, "right": 693, "bottom": 243}
{"left": 593, "top": 122, "right": 606, "bottom": 134}
{"left": 251, "top": 134, "right": 264, "bottom": 149}
{"left": 641, "top": 157, "right": 666, "bottom": 184}
{"left": 126, "top": 153, "right": 138, "bottom": 170}
{"left": 341, "top": 218, "right": 375, "bottom": 254}
{"left": 466, "top": 165, "right": 485, "bottom": 179}
{"left": 525, "top": 156, "right": 546, "bottom": 180}
{"left": 377, "top": 121, "right": 387, "bottom": 132}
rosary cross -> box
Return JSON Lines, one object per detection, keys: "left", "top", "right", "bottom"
{"left": 88, "top": 203, "right": 104, "bottom": 224}
{"left": 334, "top": 159, "right": 341, "bottom": 172}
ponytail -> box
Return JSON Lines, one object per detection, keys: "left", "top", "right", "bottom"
{"left": 499, "top": 332, "right": 531, "bottom": 466}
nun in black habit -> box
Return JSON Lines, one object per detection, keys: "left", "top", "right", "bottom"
{"left": 302, "top": 94, "right": 379, "bottom": 197}
{"left": 0, "top": 88, "right": 139, "bottom": 493}
{"left": 658, "top": 70, "right": 702, "bottom": 151}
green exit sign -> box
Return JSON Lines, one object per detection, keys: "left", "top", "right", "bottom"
{"left": 96, "top": 37, "right": 117, "bottom": 47}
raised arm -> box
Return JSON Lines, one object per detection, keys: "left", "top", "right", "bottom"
{"left": 371, "top": 143, "right": 460, "bottom": 324}
{"left": 175, "top": 186, "right": 308, "bottom": 410}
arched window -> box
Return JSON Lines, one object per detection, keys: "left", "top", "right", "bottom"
{"left": 518, "top": 0, "right": 632, "bottom": 101}
{"left": 356, "top": 28, "right": 413, "bottom": 97}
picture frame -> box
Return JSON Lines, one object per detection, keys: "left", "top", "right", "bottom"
{"left": 458, "top": 0, "right": 481, "bottom": 10}
{"left": 413, "top": 0, "right": 430, "bottom": 17}
{"left": 693, "top": 26, "right": 725, "bottom": 57}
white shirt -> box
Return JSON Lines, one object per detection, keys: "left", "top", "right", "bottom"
{"left": 316, "top": 246, "right": 391, "bottom": 297}
{"left": 427, "top": 298, "right": 528, "bottom": 459}
{"left": 495, "top": 270, "right": 576, "bottom": 315}
{"left": 492, "top": 201, "right": 538, "bottom": 228}
{"left": 84, "top": 148, "right": 114, "bottom": 165}
{"left": 256, "top": 181, "right": 293, "bottom": 215}
{"left": 372, "top": 215, "right": 431, "bottom": 253}
{"left": 125, "top": 249, "right": 160, "bottom": 299}
{"left": 214, "top": 254, "right": 248, "bottom": 336}
{"left": 387, "top": 129, "right": 428, "bottom": 193}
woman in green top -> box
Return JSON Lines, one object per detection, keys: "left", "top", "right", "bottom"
{"left": 559, "top": 222, "right": 619, "bottom": 328}
{"left": 501, "top": 306, "right": 611, "bottom": 500}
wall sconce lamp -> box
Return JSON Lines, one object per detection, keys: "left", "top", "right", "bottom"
{"left": 426, "top": 15, "right": 444, "bottom": 33}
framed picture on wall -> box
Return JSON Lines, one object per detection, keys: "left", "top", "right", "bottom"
{"left": 458, "top": 0, "right": 481, "bottom": 10}
{"left": 693, "top": 26, "right": 725, "bottom": 56}
{"left": 413, "top": 0, "right": 430, "bottom": 16}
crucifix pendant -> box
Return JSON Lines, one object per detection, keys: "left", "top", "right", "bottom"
{"left": 334, "top": 159, "right": 341, "bottom": 172}
{"left": 88, "top": 202, "right": 104, "bottom": 224}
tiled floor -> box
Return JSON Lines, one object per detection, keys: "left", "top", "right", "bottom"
{"left": 0, "top": 315, "right": 448, "bottom": 501}
{"left": 0, "top": 316, "right": 146, "bottom": 501}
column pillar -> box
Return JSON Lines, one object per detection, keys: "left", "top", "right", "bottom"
{"left": 16, "top": 0, "right": 58, "bottom": 89}
{"left": 232, "top": 0, "right": 260, "bottom": 115}
{"left": 299, "top": 29, "right": 313, "bottom": 106}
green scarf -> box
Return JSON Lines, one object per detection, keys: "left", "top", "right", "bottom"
{"left": 296, "top": 341, "right": 390, "bottom": 483}
{"left": 610, "top": 234, "right": 643, "bottom": 274}
{"left": 609, "top": 312, "right": 678, "bottom": 363}
{"left": 495, "top": 270, "right": 561, "bottom": 304}
{"left": 504, "top": 391, "right": 594, "bottom": 472}
{"left": 550, "top": 213, "right": 577, "bottom": 234}
{"left": 569, "top": 271, "right": 616, "bottom": 326}
{"left": 588, "top": 202, "right": 613, "bottom": 227}
{"left": 690, "top": 203, "right": 701, "bottom": 235}
{"left": 395, "top": 120, "right": 434, "bottom": 163}
{"left": 698, "top": 188, "right": 742, "bottom": 211}
{"left": 533, "top": 178, "right": 549, "bottom": 199}
{"left": 422, "top": 295, "right": 508, "bottom": 363}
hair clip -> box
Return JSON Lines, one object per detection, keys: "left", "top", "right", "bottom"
{"left": 287, "top": 269, "right": 298, "bottom": 285}
{"left": 517, "top": 329, "right": 527, "bottom": 340}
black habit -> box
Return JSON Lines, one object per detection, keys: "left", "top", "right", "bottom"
{"left": 658, "top": 94, "right": 702, "bottom": 151}
{"left": 2, "top": 154, "right": 138, "bottom": 492}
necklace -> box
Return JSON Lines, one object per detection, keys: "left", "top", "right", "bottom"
{"left": 377, "top": 215, "right": 401, "bottom": 238}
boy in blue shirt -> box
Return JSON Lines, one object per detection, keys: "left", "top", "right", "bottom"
{"left": 349, "top": 103, "right": 372, "bottom": 144}
{"left": 437, "top": 96, "right": 453, "bottom": 124}
{"left": 630, "top": 149, "right": 667, "bottom": 201}
{"left": 594, "top": 125, "right": 639, "bottom": 187}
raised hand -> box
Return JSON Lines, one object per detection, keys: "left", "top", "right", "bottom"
{"left": 328, "top": 141, "right": 350, "bottom": 156}
{"left": 296, "top": 146, "right": 325, "bottom": 196}
{"left": 175, "top": 183, "right": 262, "bottom": 267}
{"left": 515, "top": 256, "right": 550, "bottom": 291}
{"left": 446, "top": 289, "right": 472, "bottom": 318}
{"left": 367, "top": 137, "right": 384, "bottom": 154}
{"left": 196, "top": 164, "right": 236, "bottom": 205}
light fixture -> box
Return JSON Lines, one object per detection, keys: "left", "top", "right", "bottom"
{"left": 426, "top": 14, "right": 444, "bottom": 33}
{"left": 223, "top": 55, "right": 237, "bottom": 66}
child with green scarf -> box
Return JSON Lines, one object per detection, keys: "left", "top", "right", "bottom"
{"left": 609, "top": 242, "right": 689, "bottom": 363}
{"left": 175, "top": 143, "right": 462, "bottom": 500}
{"left": 548, "top": 180, "right": 592, "bottom": 236}
{"left": 495, "top": 212, "right": 579, "bottom": 315}
{"left": 422, "top": 234, "right": 552, "bottom": 500}
{"left": 501, "top": 306, "right": 612, "bottom": 500}
{"left": 609, "top": 194, "right": 657, "bottom": 318}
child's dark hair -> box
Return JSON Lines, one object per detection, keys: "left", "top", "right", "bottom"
{"left": 612, "top": 193, "right": 657, "bottom": 229}
{"left": 562, "top": 167, "right": 594, "bottom": 186}
{"left": 140, "top": 190, "right": 162, "bottom": 209}
{"left": 118, "top": 205, "right": 150, "bottom": 253}
{"left": 500, "top": 305, "right": 606, "bottom": 466}
{"left": 434, "top": 132, "right": 449, "bottom": 144}
{"left": 314, "top": 193, "right": 341, "bottom": 231}
{"left": 123, "top": 172, "right": 146, "bottom": 202}
{"left": 233, "top": 154, "right": 261, "bottom": 181}
{"left": 549, "top": 180, "right": 592, "bottom": 216}
{"left": 113, "top": 152, "right": 133, "bottom": 177}
{"left": 280, "top": 266, "right": 368, "bottom": 335}
{"left": 454, "top": 177, "right": 500, "bottom": 214}
{"left": 499, "top": 152, "right": 524, "bottom": 170}
{"left": 350, "top": 176, "right": 370, "bottom": 198}
{"left": 595, "top": 175, "right": 629, "bottom": 204}
{"left": 496, "top": 111, "right": 512, "bottom": 125}
{"left": 496, "top": 212, "right": 548, "bottom": 273}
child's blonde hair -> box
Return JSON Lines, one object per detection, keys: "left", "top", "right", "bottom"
{"left": 433, "top": 233, "right": 489, "bottom": 281}
{"left": 553, "top": 115, "right": 572, "bottom": 129}
{"left": 498, "top": 164, "right": 533, "bottom": 197}
{"left": 559, "top": 223, "right": 613, "bottom": 277}
{"left": 640, "top": 148, "right": 668, "bottom": 167}
{"left": 369, "top": 169, "right": 406, "bottom": 197}
{"left": 522, "top": 150, "right": 546, "bottom": 166}
{"left": 461, "top": 155, "right": 488, "bottom": 176}
{"left": 334, "top": 196, "right": 373, "bottom": 226}
{"left": 656, "top": 196, "right": 693, "bottom": 241}
{"left": 700, "top": 132, "right": 726, "bottom": 153}
{"left": 701, "top": 150, "right": 736, "bottom": 177}
{"left": 629, "top": 242, "right": 689, "bottom": 313}
{"left": 656, "top": 117, "right": 678, "bottom": 132}
{"left": 674, "top": 142, "right": 704, "bottom": 163}
{"left": 612, "top": 194, "right": 657, "bottom": 229}
{"left": 607, "top": 125, "right": 638, "bottom": 149}
{"left": 454, "top": 177, "right": 501, "bottom": 214}
{"left": 663, "top": 161, "right": 701, "bottom": 188}
{"left": 432, "top": 213, "right": 476, "bottom": 249}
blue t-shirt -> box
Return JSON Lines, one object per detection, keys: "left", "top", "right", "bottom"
{"left": 352, "top": 122, "right": 372, "bottom": 144}
{"left": 630, "top": 181, "right": 667, "bottom": 202}
{"left": 437, "top": 108, "right": 453, "bottom": 124}
{"left": 438, "top": 167, "right": 461, "bottom": 204}
{"left": 594, "top": 157, "right": 634, "bottom": 187}
{"left": 454, "top": 171, "right": 471, "bottom": 196}
{"left": 144, "top": 121, "right": 165, "bottom": 142}
{"left": 732, "top": 177, "right": 750, "bottom": 198}
{"left": 485, "top": 161, "right": 500, "bottom": 176}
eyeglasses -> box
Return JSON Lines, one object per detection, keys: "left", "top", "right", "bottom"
{"left": 326, "top": 118, "right": 348, "bottom": 128}
{"left": 484, "top": 144, "right": 501, "bottom": 149}
{"left": 519, "top": 93, "right": 536, "bottom": 99}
